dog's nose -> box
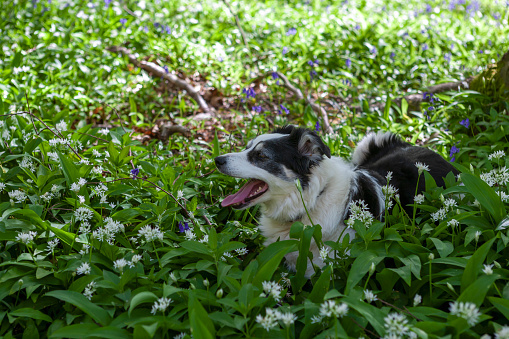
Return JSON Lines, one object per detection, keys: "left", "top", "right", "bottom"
{"left": 214, "top": 156, "right": 227, "bottom": 167}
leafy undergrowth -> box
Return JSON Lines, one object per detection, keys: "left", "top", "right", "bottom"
{"left": 1, "top": 0, "right": 509, "bottom": 338}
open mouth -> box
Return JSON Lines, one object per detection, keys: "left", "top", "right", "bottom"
{"left": 221, "top": 179, "right": 269, "bottom": 209}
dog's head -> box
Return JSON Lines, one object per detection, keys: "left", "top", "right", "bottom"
{"left": 215, "top": 126, "right": 331, "bottom": 209}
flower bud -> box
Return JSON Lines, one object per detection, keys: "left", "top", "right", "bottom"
{"left": 429, "top": 253, "right": 434, "bottom": 260}
{"left": 204, "top": 279, "right": 209, "bottom": 287}
{"left": 369, "top": 262, "right": 376, "bottom": 275}
{"left": 294, "top": 179, "right": 303, "bottom": 193}
{"left": 216, "top": 288, "right": 223, "bottom": 298}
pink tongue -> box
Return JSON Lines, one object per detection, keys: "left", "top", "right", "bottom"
{"left": 221, "top": 180, "right": 266, "bottom": 207}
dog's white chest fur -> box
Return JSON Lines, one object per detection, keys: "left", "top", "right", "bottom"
{"left": 258, "top": 157, "right": 356, "bottom": 276}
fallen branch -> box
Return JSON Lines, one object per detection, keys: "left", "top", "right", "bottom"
{"left": 107, "top": 46, "right": 213, "bottom": 114}
{"left": 252, "top": 71, "right": 333, "bottom": 133}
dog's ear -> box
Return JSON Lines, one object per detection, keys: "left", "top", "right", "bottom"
{"left": 297, "top": 130, "right": 331, "bottom": 161}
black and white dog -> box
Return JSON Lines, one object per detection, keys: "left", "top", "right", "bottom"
{"left": 215, "top": 126, "right": 457, "bottom": 276}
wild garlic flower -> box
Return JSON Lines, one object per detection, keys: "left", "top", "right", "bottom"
{"left": 47, "top": 238, "right": 59, "bottom": 252}
{"left": 384, "top": 313, "right": 411, "bottom": 337}
{"left": 0, "top": 182, "right": 5, "bottom": 192}
{"left": 431, "top": 208, "right": 447, "bottom": 222}
{"left": 480, "top": 167, "right": 509, "bottom": 187}
{"left": 138, "top": 225, "right": 164, "bottom": 243}
{"left": 483, "top": 264, "right": 494, "bottom": 275}
{"left": 319, "top": 300, "right": 349, "bottom": 318}
{"left": 177, "top": 190, "right": 184, "bottom": 200}
{"left": 413, "top": 294, "right": 422, "bottom": 306}
{"left": 113, "top": 258, "right": 128, "bottom": 272}
{"left": 346, "top": 200, "right": 374, "bottom": 228}
{"left": 70, "top": 178, "right": 87, "bottom": 192}
{"left": 16, "top": 231, "right": 37, "bottom": 244}
{"left": 447, "top": 219, "right": 459, "bottom": 228}
{"left": 76, "top": 262, "right": 91, "bottom": 275}
{"left": 8, "top": 189, "right": 28, "bottom": 203}
{"left": 74, "top": 207, "right": 93, "bottom": 222}
{"left": 364, "top": 289, "right": 378, "bottom": 303}
{"left": 55, "top": 121, "right": 67, "bottom": 132}
{"left": 414, "top": 194, "right": 425, "bottom": 204}
{"left": 151, "top": 297, "right": 173, "bottom": 314}
{"left": 495, "top": 325, "right": 509, "bottom": 339}
{"left": 83, "top": 281, "right": 96, "bottom": 300}
{"left": 262, "top": 281, "right": 283, "bottom": 302}
{"left": 256, "top": 308, "right": 279, "bottom": 331}
{"left": 488, "top": 150, "right": 505, "bottom": 161}
{"left": 443, "top": 198, "right": 457, "bottom": 211}
{"left": 449, "top": 301, "right": 481, "bottom": 326}
{"left": 415, "top": 162, "right": 430, "bottom": 175}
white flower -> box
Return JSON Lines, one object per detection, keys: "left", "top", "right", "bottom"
{"left": 77, "top": 262, "right": 91, "bottom": 275}
{"left": 83, "top": 281, "right": 96, "bottom": 300}
{"left": 415, "top": 162, "right": 430, "bottom": 175}
{"left": 449, "top": 301, "right": 481, "bottom": 326}
{"left": 496, "top": 325, "right": 509, "bottom": 339}
{"left": 98, "top": 128, "right": 110, "bottom": 135}
{"left": 447, "top": 219, "right": 459, "bottom": 228}
{"left": 0, "top": 182, "right": 5, "bottom": 192}
{"left": 384, "top": 313, "right": 411, "bottom": 337}
{"left": 77, "top": 195, "right": 85, "bottom": 204}
{"left": 235, "top": 247, "right": 248, "bottom": 255}
{"left": 483, "top": 264, "right": 494, "bottom": 275}
{"left": 364, "top": 289, "right": 378, "bottom": 303}
{"left": 92, "top": 149, "right": 101, "bottom": 157}
{"left": 279, "top": 312, "right": 297, "bottom": 327}
{"left": 488, "top": 150, "right": 505, "bottom": 161}
{"left": 319, "top": 246, "right": 330, "bottom": 261}
{"left": 138, "top": 225, "right": 164, "bottom": 243}
{"left": 74, "top": 207, "right": 93, "bottom": 222}
{"left": 262, "top": 281, "right": 283, "bottom": 302}
{"left": 70, "top": 178, "right": 87, "bottom": 192}
{"left": 319, "top": 300, "right": 349, "bottom": 318}
{"left": 256, "top": 308, "right": 279, "bottom": 331}
{"left": 55, "top": 121, "right": 67, "bottom": 132}
{"left": 8, "top": 189, "right": 28, "bottom": 203}
{"left": 47, "top": 238, "right": 59, "bottom": 252}
{"left": 480, "top": 167, "right": 509, "bottom": 187}
{"left": 497, "top": 191, "right": 509, "bottom": 203}
{"left": 431, "top": 208, "right": 447, "bottom": 222}
{"left": 177, "top": 190, "right": 184, "bottom": 200}
{"left": 413, "top": 294, "right": 422, "bottom": 306}
{"left": 199, "top": 234, "right": 209, "bottom": 244}
{"left": 311, "top": 315, "right": 323, "bottom": 323}
{"left": 114, "top": 258, "right": 128, "bottom": 272}
{"left": 16, "top": 231, "right": 37, "bottom": 244}
{"left": 151, "top": 297, "right": 173, "bottom": 314}
{"left": 79, "top": 244, "right": 90, "bottom": 255}
{"left": 346, "top": 200, "right": 374, "bottom": 228}
{"left": 386, "top": 171, "right": 393, "bottom": 182}
{"left": 19, "top": 156, "right": 36, "bottom": 172}
{"left": 40, "top": 192, "right": 54, "bottom": 203}
{"left": 130, "top": 254, "right": 142, "bottom": 267}
{"left": 47, "top": 152, "right": 59, "bottom": 162}
{"left": 184, "top": 229, "right": 196, "bottom": 241}
{"left": 443, "top": 198, "right": 457, "bottom": 211}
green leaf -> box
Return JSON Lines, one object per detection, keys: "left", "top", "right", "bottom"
{"left": 345, "top": 251, "right": 384, "bottom": 294}
{"left": 57, "top": 151, "right": 79, "bottom": 186}
{"left": 343, "top": 296, "right": 386, "bottom": 336}
{"left": 309, "top": 265, "right": 332, "bottom": 303}
{"left": 489, "top": 297, "right": 509, "bottom": 321}
{"left": 180, "top": 241, "right": 212, "bottom": 256}
{"left": 429, "top": 238, "right": 454, "bottom": 258}
{"left": 461, "top": 173, "right": 505, "bottom": 223}
{"left": 400, "top": 255, "right": 421, "bottom": 280}
{"left": 461, "top": 237, "right": 495, "bottom": 292}
{"left": 49, "top": 324, "right": 100, "bottom": 338}
{"left": 389, "top": 265, "right": 412, "bottom": 286}
{"left": 292, "top": 225, "right": 315, "bottom": 292}
{"left": 189, "top": 292, "right": 215, "bottom": 339}
{"left": 252, "top": 240, "right": 298, "bottom": 287}
{"left": 45, "top": 290, "right": 111, "bottom": 326}
{"left": 458, "top": 274, "right": 499, "bottom": 306}
{"left": 9, "top": 308, "right": 52, "bottom": 322}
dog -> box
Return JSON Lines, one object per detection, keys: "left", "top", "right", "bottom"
{"left": 215, "top": 126, "right": 458, "bottom": 276}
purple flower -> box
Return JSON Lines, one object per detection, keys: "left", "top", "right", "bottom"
{"left": 252, "top": 106, "right": 262, "bottom": 113}
{"left": 345, "top": 58, "right": 352, "bottom": 68}
{"left": 494, "top": 12, "right": 501, "bottom": 20}
{"left": 120, "top": 18, "right": 127, "bottom": 26}
{"left": 271, "top": 72, "right": 279, "bottom": 79}
{"left": 423, "top": 92, "right": 432, "bottom": 100}
{"left": 286, "top": 28, "right": 297, "bottom": 36}
{"left": 307, "top": 60, "right": 314, "bottom": 66}
{"left": 390, "top": 52, "right": 395, "bottom": 59}
{"left": 444, "top": 53, "right": 451, "bottom": 62}
{"left": 104, "top": 0, "right": 112, "bottom": 7}
{"left": 422, "top": 43, "right": 429, "bottom": 51}
{"left": 178, "top": 221, "right": 189, "bottom": 233}
{"left": 242, "top": 87, "right": 256, "bottom": 99}
{"left": 165, "top": 26, "right": 171, "bottom": 34}
{"left": 131, "top": 168, "right": 140, "bottom": 178}
{"left": 449, "top": 145, "right": 460, "bottom": 159}
{"left": 282, "top": 47, "right": 289, "bottom": 55}
{"left": 163, "top": 65, "right": 169, "bottom": 74}
{"left": 144, "top": 26, "right": 149, "bottom": 33}
{"left": 278, "top": 104, "right": 289, "bottom": 115}
{"left": 315, "top": 120, "right": 320, "bottom": 132}
{"left": 478, "top": 50, "right": 484, "bottom": 54}
{"left": 354, "top": 24, "right": 361, "bottom": 30}
{"left": 426, "top": 4, "right": 432, "bottom": 12}
{"left": 218, "top": 56, "right": 223, "bottom": 62}
{"left": 370, "top": 47, "right": 377, "bottom": 54}
{"left": 310, "top": 70, "right": 317, "bottom": 80}
{"left": 154, "top": 22, "right": 160, "bottom": 28}
{"left": 459, "top": 118, "right": 469, "bottom": 128}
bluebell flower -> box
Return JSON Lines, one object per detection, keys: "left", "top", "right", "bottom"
{"left": 422, "top": 43, "right": 429, "bottom": 51}
{"left": 488, "top": 40, "right": 492, "bottom": 46}
{"left": 286, "top": 28, "right": 297, "bottom": 36}
{"left": 307, "top": 60, "right": 314, "bottom": 66}
{"left": 426, "top": 4, "right": 432, "bottom": 12}
{"left": 315, "top": 120, "right": 320, "bottom": 132}
{"left": 218, "top": 56, "right": 223, "bottom": 62}
{"left": 271, "top": 72, "right": 279, "bottom": 79}
{"left": 354, "top": 24, "right": 361, "bottom": 30}
{"left": 459, "top": 118, "right": 469, "bottom": 128}
{"left": 282, "top": 47, "right": 289, "bottom": 55}
{"left": 120, "top": 18, "right": 127, "bottom": 26}
{"left": 444, "top": 53, "right": 451, "bottom": 62}
{"left": 252, "top": 106, "right": 262, "bottom": 113}
{"left": 310, "top": 70, "right": 317, "bottom": 80}
{"left": 478, "top": 50, "right": 484, "bottom": 54}
{"left": 165, "top": 26, "right": 171, "bottom": 34}
{"left": 278, "top": 104, "right": 289, "bottom": 115}
{"left": 494, "top": 12, "right": 501, "bottom": 20}
{"left": 178, "top": 221, "right": 189, "bottom": 233}
{"left": 345, "top": 58, "right": 352, "bottom": 68}
{"left": 449, "top": 145, "right": 459, "bottom": 161}
{"left": 390, "top": 52, "right": 395, "bottom": 59}
{"left": 163, "top": 65, "right": 169, "bottom": 74}
{"left": 104, "top": 0, "right": 112, "bottom": 7}
{"left": 154, "top": 22, "right": 160, "bottom": 28}
{"left": 242, "top": 87, "right": 256, "bottom": 99}
{"left": 144, "top": 26, "right": 149, "bottom": 33}
{"left": 370, "top": 47, "right": 377, "bottom": 54}
{"left": 131, "top": 168, "right": 140, "bottom": 178}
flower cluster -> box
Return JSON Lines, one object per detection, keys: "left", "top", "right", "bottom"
{"left": 70, "top": 178, "right": 87, "bottom": 193}
{"left": 364, "top": 289, "right": 378, "bottom": 303}
{"left": 480, "top": 167, "right": 509, "bottom": 187}
{"left": 137, "top": 225, "right": 164, "bottom": 243}
{"left": 431, "top": 197, "right": 458, "bottom": 222}
{"left": 16, "top": 231, "right": 37, "bottom": 245}
{"left": 255, "top": 308, "right": 296, "bottom": 331}
{"left": 449, "top": 301, "right": 481, "bottom": 326}
{"left": 384, "top": 313, "right": 414, "bottom": 338}
{"left": 151, "top": 297, "right": 173, "bottom": 314}
{"left": 83, "top": 281, "right": 96, "bottom": 300}
{"left": 346, "top": 200, "right": 374, "bottom": 228}
{"left": 8, "top": 189, "right": 28, "bottom": 203}
{"left": 92, "top": 217, "right": 125, "bottom": 245}
{"left": 261, "top": 281, "right": 284, "bottom": 302}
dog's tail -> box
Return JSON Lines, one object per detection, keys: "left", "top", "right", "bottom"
{"left": 351, "top": 132, "right": 409, "bottom": 167}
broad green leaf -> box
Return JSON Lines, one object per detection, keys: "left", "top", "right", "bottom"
{"left": 189, "top": 292, "right": 215, "bottom": 339}
{"left": 461, "top": 173, "right": 505, "bottom": 223}
{"left": 461, "top": 238, "right": 495, "bottom": 292}
{"left": 458, "top": 274, "right": 499, "bottom": 306}
{"left": 309, "top": 265, "right": 332, "bottom": 303}
{"left": 180, "top": 241, "right": 212, "bottom": 256}
{"left": 489, "top": 297, "right": 509, "bottom": 320}
{"left": 252, "top": 240, "right": 297, "bottom": 286}
{"left": 57, "top": 151, "right": 79, "bottom": 186}
{"left": 49, "top": 324, "right": 100, "bottom": 338}
{"left": 345, "top": 251, "right": 384, "bottom": 294}
{"left": 429, "top": 238, "right": 453, "bottom": 258}
{"left": 343, "top": 296, "right": 385, "bottom": 336}
{"left": 45, "top": 290, "right": 111, "bottom": 326}
{"left": 9, "top": 308, "right": 52, "bottom": 322}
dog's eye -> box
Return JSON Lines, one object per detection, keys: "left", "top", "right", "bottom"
{"left": 258, "top": 153, "right": 268, "bottom": 160}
